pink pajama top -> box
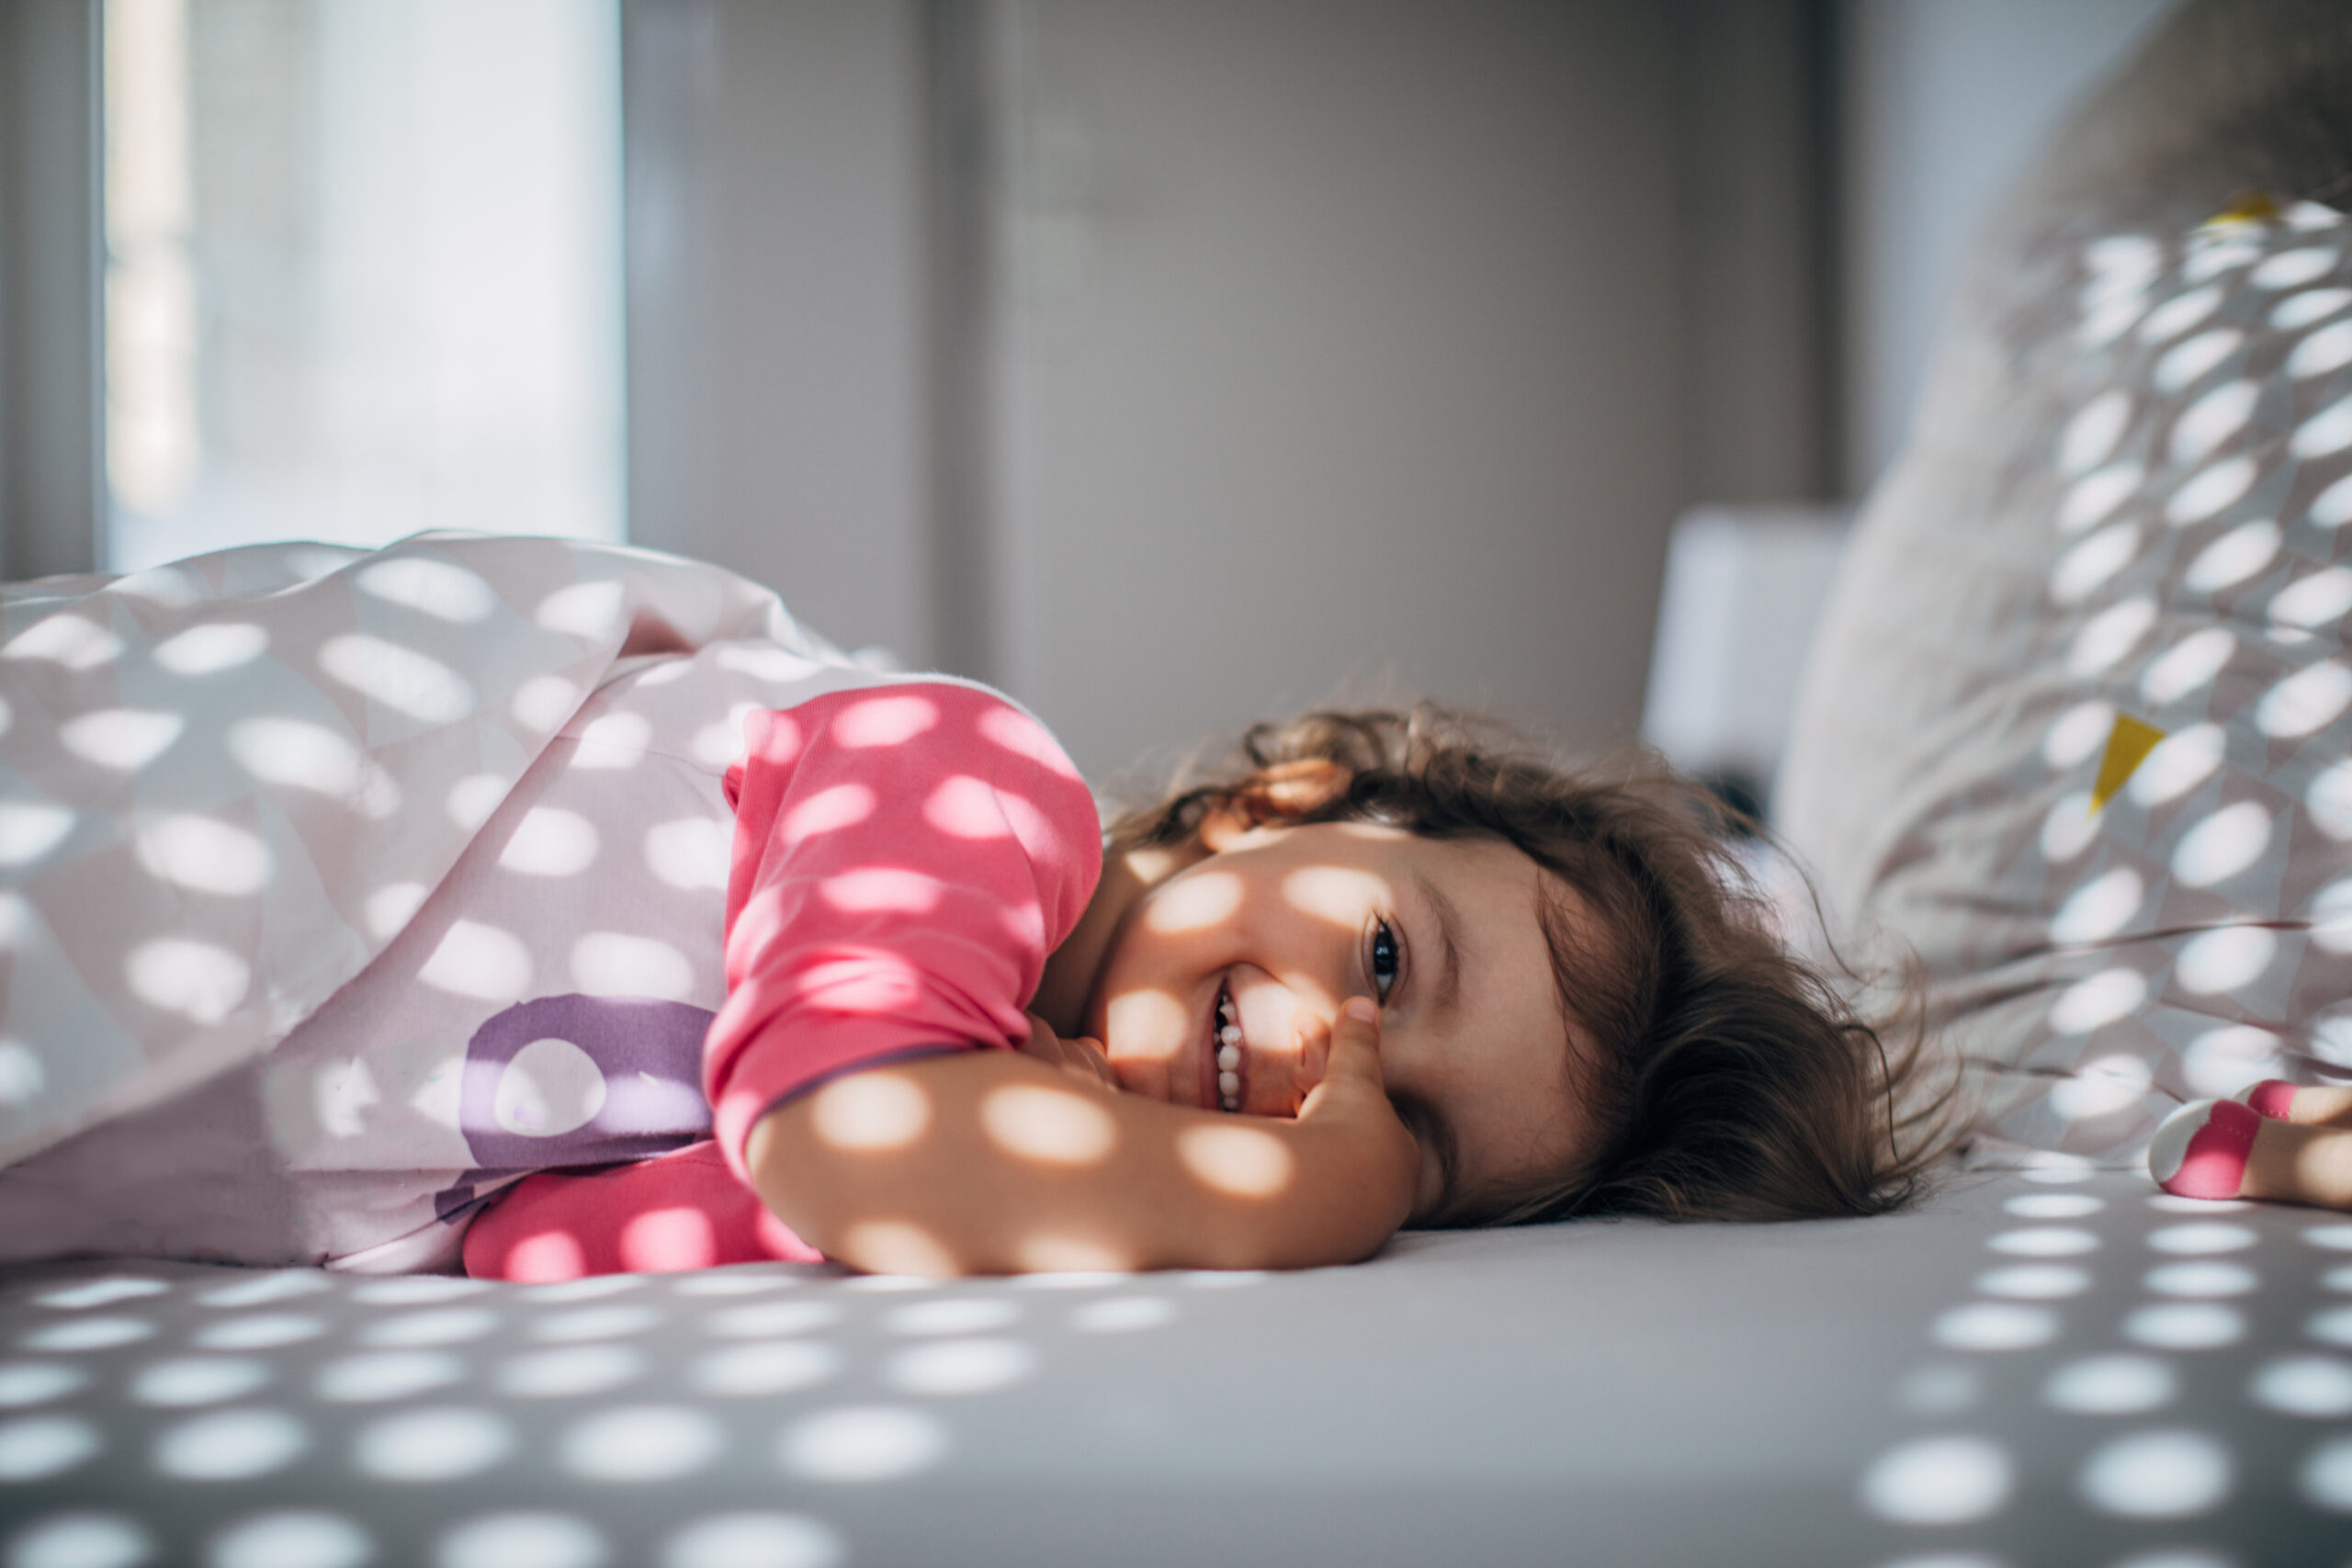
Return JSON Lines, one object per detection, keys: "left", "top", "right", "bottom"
{"left": 461, "top": 682, "right": 1102, "bottom": 1280}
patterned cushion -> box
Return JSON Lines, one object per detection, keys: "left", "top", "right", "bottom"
{"left": 1780, "top": 194, "right": 2352, "bottom": 1164}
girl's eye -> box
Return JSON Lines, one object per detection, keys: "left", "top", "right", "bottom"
{"left": 1370, "top": 919, "right": 1401, "bottom": 999}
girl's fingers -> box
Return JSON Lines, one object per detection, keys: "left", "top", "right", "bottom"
{"left": 2151, "top": 1098, "right": 2352, "bottom": 1208}
{"left": 2237, "top": 1080, "right": 2352, "bottom": 1128}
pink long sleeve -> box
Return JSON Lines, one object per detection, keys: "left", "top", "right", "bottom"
{"left": 466, "top": 680, "right": 1101, "bottom": 1280}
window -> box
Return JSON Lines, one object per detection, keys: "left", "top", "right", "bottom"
{"left": 102, "top": 0, "right": 623, "bottom": 572}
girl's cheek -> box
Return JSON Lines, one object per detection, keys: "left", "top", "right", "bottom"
{"left": 1099, "top": 987, "right": 1188, "bottom": 1101}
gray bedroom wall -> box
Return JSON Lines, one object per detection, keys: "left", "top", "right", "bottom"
{"left": 1839, "top": 0, "right": 2177, "bottom": 496}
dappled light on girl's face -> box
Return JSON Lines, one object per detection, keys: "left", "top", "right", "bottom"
{"left": 811, "top": 1074, "right": 932, "bottom": 1151}
{"left": 1281, "top": 865, "right": 1392, "bottom": 927}
{"left": 1102, "top": 988, "right": 1186, "bottom": 1066}
{"left": 1176, "top": 1123, "right": 1294, "bottom": 1198}
{"left": 980, "top": 1086, "right": 1116, "bottom": 1166}
{"left": 1142, "top": 870, "right": 1241, "bottom": 932}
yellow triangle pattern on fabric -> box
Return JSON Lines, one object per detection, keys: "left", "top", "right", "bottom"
{"left": 2089, "top": 713, "right": 2167, "bottom": 814}
{"left": 2203, "top": 190, "right": 2281, "bottom": 229}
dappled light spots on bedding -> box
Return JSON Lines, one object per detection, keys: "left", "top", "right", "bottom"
{"left": 212, "top": 1512, "right": 371, "bottom": 1568}
{"left": 126, "top": 938, "right": 249, "bottom": 1024}
{"left": 2312, "top": 472, "right": 2352, "bottom": 530}
{"left": 569, "top": 709, "right": 652, "bottom": 770}
{"left": 355, "top": 558, "right": 498, "bottom": 623}
{"left": 2154, "top": 327, "right": 2241, "bottom": 391}
{"left": 701, "top": 1301, "right": 839, "bottom": 1340}
{"left": 2049, "top": 522, "right": 2137, "bottom": 604}
{"left": 34, "top": 1279, "right": 166, "bottom": 1312}
{"left": 886, "top": 1300, "right": 1020, "bottom": 1338}
{"left": 664, "top": 1513, "right": 844, "bottom": 1568}
{"left": 2290, "top": 319, "right": 2352, "bottom": 379}
{"left": 2171, "top": 925, "right": 2277, "bottom": 995}
{"left": 566, "top": 931, "right": 686, "bottom": 1006}
{"left": 560, "top": 1405, "right": 720, "bottom": 1483}
{"left": 2049, "top": 970, "right": 2145, "bottom": 1034}
{"left": 2182, "top": 523, "right": 2278, "bottom": 598}
{"left": 134, "top": 815, "right": 271, "bottom": 896}
{"left": 2269, "top": 566, "right": 2352, "bottom": 630}
{"left": 2046, "top": 1355, "right": 2177, "bottom": 1418}
{"left": 3, "top": 614, "right": 123, "bottom": 670}
{"left": 777, "top": 1404, "right": 947, "bottom": 1483}
{"left": 492, "top": 1037, "right": 608, "bottom": 1138}
{"left": 885, "top": 1338, "right": 1034, "bottom": 1396}
{"left": 2168, "top": 379, "right": 2256, "bottom": 467}
{"left": 981, "top": 1085, "right": 1114, "bottom": 1166}
{"left": 2048, "top": 1055, "right": 2154, "bottom": 1122}
{"left": 2250, "top": 1354, "right": 2352, "bottom": 1416}
{"left": 498, "top": 808, "right": 599, "bottom": 877}
{"left": 529, "top": 1305, "right": 661, "bottom": 1345}
{"left": 2142, "top": 632, "right": 2236, "bottom": 716}
{"left": 439, "top": 1512, "right": 608, "bottom": 1568}
{"left": 354, "top": 1406, "right": 513, "bottom": 1482}
{"left": 348, "top": 1277, "right": 487, "bottom": 1307}
{"left": 0, "top": 1363, "right": 85, "bottom": 1408}
{"left": 2049, "top": 870, "right": 2143, "bottom": 945}
{"left": 495, "top": 1345, "right": 645, "bottom": 1401}
{"left": 362, "top": 882, "right": 428, "bottom": 942}
{"left": 418, "top": 920, "right": 533, "bottom": 1002}
{"left": 0, "top": 1415, "right": 102, "bottom": 1481}
{"left": 2293, "top": 394, "right": 2352, "bottom": 459}
{"left": 153, "top": 1408, "right": 307, "bottom": 1480}
{"left": 695, "top": 696, "right": 753, "bottom": 766}
{"left": 1974, "top": 1264, "right": 2089, "bottom": 1300}
{"left": 1987, "top": 1227, "right": 2098, "bottom": 1258}
{"left": 2059, "top": 390, "right": 2132, "bottom": 474}
{"left": 1859, "top": 1436, "right": 2012, "bottom": 1525}
{"left": 2079, "top": 1429, "right": 2231, "bottom": 1517}
{"left": 1932, "top": 1303, "right": 2056, "bottom": 1351}
{"left": 18, "top": 1318, "right": 153, "bottom": 1353}
{"left": 198, "top": 1271, "right": 331, "bottom": 1310}
{"left": 2186, "top": 237, "right": 2260, "bottom": 280}
{"left": 686, "top": 1335, "right": 846, "bottom": 1401}
{"left": 2148, "top": 1224, "right": 2256, "bottom": 1256}
{"left": 191, "top": 1314, "right": 324, "bottom": 1351}
{"left": 2058, "top": 463, "right": 2142, "bottom": 534}
{"left": 2043, "top": 701, "right": 2115, "bottom": 768}
{"left": 2135, "top": 728, "right": 2220, "bottom": 818}
{"left": 227, "top": 717, "right": 401, "bottom": 818}
{"left": 2183, "top": 1025, "right": 2289, "bottom": 1097}
{"left": 2001, "top": 1192, "right": 2102, "bottom": 1221}
{"left": 0, "top": 806, "right": 76, "bottom": 871}
{"left": 535, "top": 581, "right": 626, "bottom": 640}
{"left": 2170, "top": 801, "right": 2273, "bottom": 886}
{"left": 645, "top": 818, "right": 731, "bottom": 891}
{"left": 511, "top": 673, "right": 582, "bottom": 733}
{"left": 2138, "top": 285, "right": 2223, "bottom": 345}
{"left": 2252, "top": 244, "right": 2338, "bottom": 288}
{"left": 311, "top": 1351, "right": 464, "bottom": 1404}
{"left": 1176, "top": 1122, "right": 1293, "bottom": 1198}
{"left": 62, "top": 709, "right": 182, "bottom": 772}
{"left": 2145, "top": 1262, "right": 2256, "bottom": 1297}
{"left": 2312, "top": 1306, "right": 2352, "bottom": 1348}
{"left": 358, "top": 1309, "right": 500, "bottom": 1349}
{"left": 445, "top": 773, "right": 509, "bottom": 831}
{"left": 2165, "top": 456, "right": 2257, "bottom": 525}
{"left": 0, "top": 1042, "right": 41, "bottom": 1107}
{"left": 2276, "top": 284, "right": 2352, "bottom": 327}
{"left": 1069, "top": 1296, "right": 1177, "bottom": 1334}
{"left": 153, "top": 620, "right": 266, "bottom": 675}
{"left": 319, "top": 635, "right": 474, "bottom": 723}
{"left": 5, "top": 1513, "right": 150, "bottom": 1568}
{"left": 527, "top": 1277, "right": 645, "bottom": 1304}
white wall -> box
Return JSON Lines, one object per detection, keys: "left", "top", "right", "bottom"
{"left": 990, "top": 0, "right": 1689, "bottom": 778}
{"left": 1842, "top": 0, "right": 2176, "bottom": 494}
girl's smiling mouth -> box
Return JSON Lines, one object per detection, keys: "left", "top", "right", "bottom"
{"left": 1211, "top": 979, "right": 1248, "bottom": 1112}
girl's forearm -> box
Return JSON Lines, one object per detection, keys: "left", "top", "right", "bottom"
{"left": 743, "top": 1050, "right": 1406, "bottom": 1276}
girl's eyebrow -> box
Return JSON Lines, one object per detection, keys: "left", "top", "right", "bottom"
{"left": 1410, "top": 868, "right": 1464, "bottom": 1021}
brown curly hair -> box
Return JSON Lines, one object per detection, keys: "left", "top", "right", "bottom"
{"left": 1105, "top": 705, "right": 1961, "bottom": 1227}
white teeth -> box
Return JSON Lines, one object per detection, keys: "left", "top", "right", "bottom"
{"left": 1216, "top": 987, "right": 1241, "bottom": 1111}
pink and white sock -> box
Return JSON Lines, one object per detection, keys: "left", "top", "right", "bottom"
{"left": 2147, "top": 1098, "right": 2260, "bottom": 1200}
{"left": 2233, "top": 1079, "right": 2298, "bottom": 1120}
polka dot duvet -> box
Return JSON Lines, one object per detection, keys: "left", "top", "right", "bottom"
{"left": 1781, "top": 195, "right": 2352, "bottom": 1168}
{"left": 0, "top": 533, "right": 907, "bottom": 1267}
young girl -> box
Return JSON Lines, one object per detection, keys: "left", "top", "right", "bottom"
{"left": 458, "top": 688, "right": 1951, "bottom": 1281}
{"left": 0, "top": 536, "right": 1945, "bottom": 1279}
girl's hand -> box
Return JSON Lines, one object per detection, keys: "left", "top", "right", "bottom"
{"left": 1018, "top": 1011, "right": 1120, "bottom": 1091}
{"left": 1289, "top": 997, "right": 1421, "bottom": 1239}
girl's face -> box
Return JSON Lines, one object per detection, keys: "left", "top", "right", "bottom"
{"left": 1081, "top": 820, "right": 1592, "bottom": 1222}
